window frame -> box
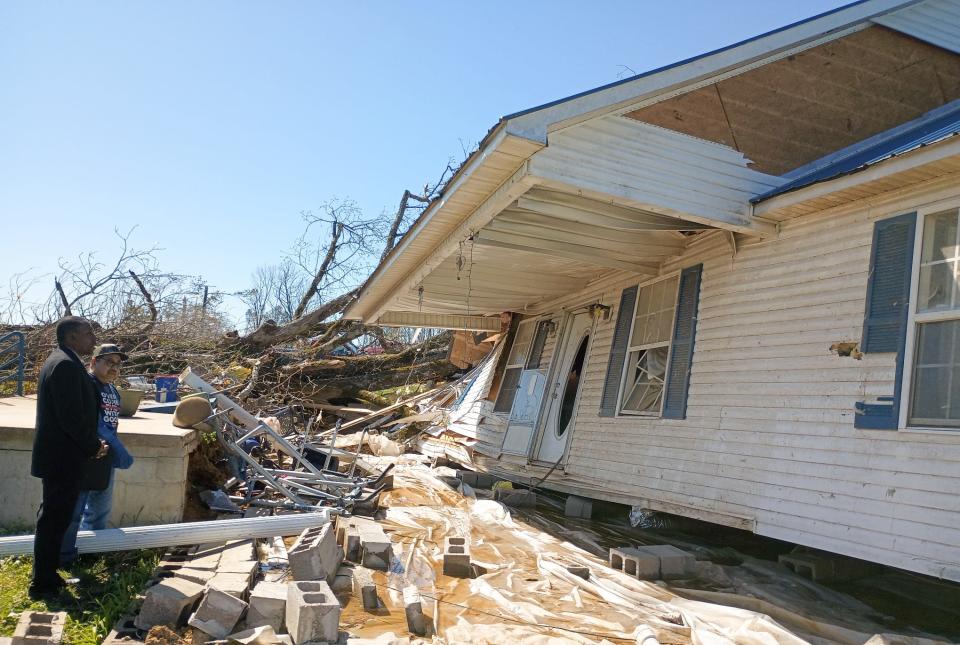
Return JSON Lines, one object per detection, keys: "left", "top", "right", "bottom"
{"left": 616, "top": 272, "right": 681, "bottom": 417}
{"left": 900, "top": 200, "right": 960, "bottom": 431}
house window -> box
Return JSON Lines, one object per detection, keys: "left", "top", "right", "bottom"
{"left": 621, "top": 275, "right": 679, "bottom": 414}
{"left": 909, "top": 209, "right": 960, "bottom": 427}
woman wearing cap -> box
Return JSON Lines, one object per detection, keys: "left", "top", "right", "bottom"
{"left": 60, "top": 344, "right": 135, "bottom": 565}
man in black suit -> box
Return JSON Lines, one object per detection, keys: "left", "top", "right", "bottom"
{"left": 30, "top": 316, "right": 109, "bottom": 597}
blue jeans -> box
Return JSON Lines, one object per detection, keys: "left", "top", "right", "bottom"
{"left": 60, "top": 469, "right": 115, "bottom": 564}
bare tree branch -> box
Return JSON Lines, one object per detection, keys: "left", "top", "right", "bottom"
{"left": 54, "top": 279, "right": 72, "bottom": 316}
{"left": 128, "top": 270, "right": 158, "bottom": 335}
{"left": 234, "top": 288, "right": 359, "bottom": 349}
{"left": 294, "top": 221, "right": 343, "bottom": 320}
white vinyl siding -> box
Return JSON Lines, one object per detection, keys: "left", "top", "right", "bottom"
{"left": 472, "top": 184, "right": 960, "bottom": 582}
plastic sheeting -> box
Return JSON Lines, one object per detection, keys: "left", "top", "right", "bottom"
{"left": 336, "top": 465, "right": 951, "bottom": 645}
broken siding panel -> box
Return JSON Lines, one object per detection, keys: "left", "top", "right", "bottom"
{"left": 485, "top": 190, "right": 960, "bottom": 581}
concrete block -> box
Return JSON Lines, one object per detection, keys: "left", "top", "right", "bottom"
{"left": 12, "top": 611, "right": 67, "bottom": 645}
{"left": 456, "top": 470, "right": 497, "bottom": 489}
{"left": 286, "top": 581, "right": 340, "bottom": 645}
{"left": 495, "top": 488, "right": 536, "bottom": 508}
{"left": 154, "top": 564, "right": 216, "bottom": 586}
{"left": 344, "top": 527, "right": 361, "bottom": 562}
{"left": 442, "top": 537, "right": 471, "bottom": 578}
{"left": 101, "top": 616, "right": 142, "bottom": 645}
{"left": 564, "top": 495, "right": 593, "bottom": 519}
{"left": 135, "top": 577, "right": 206, "bottom": 630}
{"left": 609, "top": 547, "right": 659, "bottom": 580}
{"left": 217, "top": 540, "right": 259, "bottom": 576}
{"left": 778, "top": 551, "right": 878, "bottom": 583}
{"left": 289, "top": 523, "right": 343, "bottom": 582}
{"left": 207, "top": 572, "right": 253, "bottom": 599}
{"left": 246, "top": 581, "right": 287, "bottom": 632}
{"left": 330, "top": 566, "right": 354, "bottom": 594}
{"left": 638, "top": 545, "right": 695, "bottom": 579}
{"left": 162, "top": 553, "right": 220, "bottom": 572}
{"left": 188, "top": 588, "right": 248, "bottom": 639}
{"left": 358, "top": 525, "right": 392, "bottom": 571}
{"left": 402, "top": 586, "right": 427, "bottom": 637}
{"left": 351, "top": 566, "right": 378, "bottom": 611}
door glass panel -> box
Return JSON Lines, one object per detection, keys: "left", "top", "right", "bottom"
{"left": 557, "top": 334, "right": 590, "bottom": 437}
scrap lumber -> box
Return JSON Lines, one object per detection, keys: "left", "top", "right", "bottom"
{"left": 323, "top": 386, "right": 445, "bottom": 434}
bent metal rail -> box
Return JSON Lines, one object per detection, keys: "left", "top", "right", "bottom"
{"left": 0, "top": 331, "right": 25, "bottom": 396}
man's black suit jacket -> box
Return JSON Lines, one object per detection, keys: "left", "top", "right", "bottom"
{"left": 31, "top": 346, "right": 102, "bottom": 483}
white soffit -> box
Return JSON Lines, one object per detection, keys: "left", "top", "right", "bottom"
{"left": 873, "top": 0, "right": 960, "bottom": 53}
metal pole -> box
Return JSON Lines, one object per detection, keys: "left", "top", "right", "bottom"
{"left": 0, "top": 512, "right": 331, "bottom": 556}
{"left": 347, "top": 426, "right": 369, "bottom": 478}
{"left": 323, "top": 419, "right": 341, "bottom": 472}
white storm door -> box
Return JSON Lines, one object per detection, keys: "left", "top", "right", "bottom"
{"left": 534, "top": 311, "right": 592, "bottom": 463}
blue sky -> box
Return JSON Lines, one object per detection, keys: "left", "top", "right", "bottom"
{"left": 1, "top": 1, "right": 846, "bottom": 326}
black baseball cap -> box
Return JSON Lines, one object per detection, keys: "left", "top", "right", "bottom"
{"left": 93, "top": 344, "right": 129, "bottom": 361}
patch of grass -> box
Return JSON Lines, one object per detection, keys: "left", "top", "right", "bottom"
{"left": 0, "top": 550, "right": 160, "bottom": 645}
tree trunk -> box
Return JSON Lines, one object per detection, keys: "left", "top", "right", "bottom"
{"left": 232, "top": 288, "right": 358, "bottom": 349}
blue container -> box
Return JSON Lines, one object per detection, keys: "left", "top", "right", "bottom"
{"left": 155, "top": 375, "right": 179, "bottom": 403}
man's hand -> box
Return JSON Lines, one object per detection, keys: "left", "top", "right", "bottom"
{"left": 95, "top": 439, "right": 109, "bottom": 459}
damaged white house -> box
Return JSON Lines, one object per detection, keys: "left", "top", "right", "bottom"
{"left": 345, "top": 0, "right": 960, "bottom": 582}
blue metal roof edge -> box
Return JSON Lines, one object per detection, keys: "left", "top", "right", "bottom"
{"left": 752, "top": 100, "right": 960, "bottom": 203}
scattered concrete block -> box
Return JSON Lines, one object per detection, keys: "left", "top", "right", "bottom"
{"left": 495, "top": 488, "right": 536, "bottom": 508}
{"left": 135, "top": 578, "right": 206, "bottom": 630}
{"left": 101, "top": 616, "right": 142, "bottom": 645}
{"left": 188, "top": 588, "right": 248, "bottom": 639}
{"left": 778, "top": 551, "right": 876, "bottom": 583}
{"left": 286, "top": 581, "right": 340, "bottom": 645}
{"left": 609, "top": 547, "right": 659, "bottom": 580}
{"left": 12, "top": 611, "right": 67, "bottom": 645}
{"left": 246, "top": 581, "right": 287, "bottom": 632}
{"left": 217, "top": 540, "right": 259, "bottom": 577}
{"left": 224, "top": 625, "right": 292, "bottom": 645}
{"left": 330, "top": 565, "right": 354, "bottom": 594}
{"left": 564, "top": 495, "right": 593, "bottom": 519}
{"left": 456, "top": 470, "right": 497, "bottom": 489}
{"left": 442, "top": 537, "right": 471, "bottom": 578}
{"left": 358, "top": 524, "right": 392, "bottom": 571}
{"left": 565, "top": 564, "right": 590, "bottom": 580}
{"left": 155, "top": 564, "right": 216, "bottom": 586}
{"left": 289, "top": 523, "right": 343, "bottom": 582}
{"left": 344, "top": 527, "right": 361, "bottom": 562}
{"left": 402, "top": 586, "right": 427, "bottom": 637}
{"left": 638, "top": 545, "right": 695, "bottom": 579}
{"left": 207, "top": 572, "right": 254, "bottom": 599}
{"left": 351, "top": 566, "right": 379, "bottom": 611}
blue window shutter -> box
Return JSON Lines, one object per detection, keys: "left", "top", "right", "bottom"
{"left": 662, "top": 264, "right": 703, "bottom": 420}
{"left": 599, "top": 286, "right": 638, "bottom": 417}
{"left": 855, "top": 212, "right": 916, "bottom": 430}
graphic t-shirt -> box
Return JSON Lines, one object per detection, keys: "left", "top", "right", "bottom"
{"left": 95, "top": 381, "right": 121, "bottom": 440}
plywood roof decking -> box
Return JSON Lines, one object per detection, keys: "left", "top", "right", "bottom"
{"left": 625, "top": 26, "right": 960, "bottom": 175}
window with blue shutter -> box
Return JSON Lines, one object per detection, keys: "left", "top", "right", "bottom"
{"left": 663, "top": 264, "right": 703, "bottom": 419}
{"left": 855, "top": 212, "right": 915, "bottom": 430}
{"left": 599, "top": 286, "right": 637, "bottom": 417}
{"left": 600, "top": 264, "right": 703, "bottom": 419}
